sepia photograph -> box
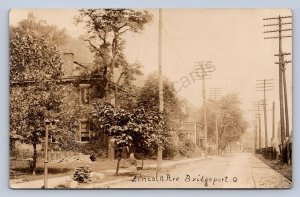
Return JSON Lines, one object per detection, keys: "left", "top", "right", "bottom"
{"left": 9, "top": 8, "right": 292, "bottom": 189}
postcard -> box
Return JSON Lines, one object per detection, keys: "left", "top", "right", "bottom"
{"left": 9, "top": 8, "right": 292, "bottom": 189}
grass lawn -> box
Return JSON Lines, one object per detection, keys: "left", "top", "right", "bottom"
{"left": 10, "top": 157, "right": 158, "bottom": 182}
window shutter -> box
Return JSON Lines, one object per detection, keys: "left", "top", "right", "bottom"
{"left": 79, "top": 84, "right": 91, "bottom": 105}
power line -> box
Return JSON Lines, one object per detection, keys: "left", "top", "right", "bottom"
{"left": 209, "top": 88, "right": 222, "bottom": 156}
{"left": 256, "top": 79, "right": 273, "bottom": 148}
{"left": 263, "top": 14, "right": 292, "bottom": 164}
{"left": 194, "top": 61, "right": 214, "bottom": 159}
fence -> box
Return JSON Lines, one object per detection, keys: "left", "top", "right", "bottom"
{"left": 255, "top": 141, "right": 292, "bottom": 162}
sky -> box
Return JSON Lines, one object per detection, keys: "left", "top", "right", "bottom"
{"left": 9, "top": 9, "right": 292, "bottom": 144}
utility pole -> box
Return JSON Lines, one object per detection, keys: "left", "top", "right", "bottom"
{"left": 248, "top": 112, "right": 258, "bottom": 153}
{"left": 251, "top": 114, "right": 259, "bottom": 153}
{"left": 263, "top": 15, "right": 292, "bottom": 164}
{"left": 256, "top": 79, "right": 273, "bottom": 148}
{"left": 271, "top": 101, "right": 276, "bottom": 147}
{"left": 195, "top": 61, "right": 214, "bottom": 159}
{"left": 251, "top": 102, "right": 264, "bottom": 153}
{"left": 209, "top": 88, "right": 222, "bottom": 156}
{"left": 202, "top": 67, "right": 208, "bottom": 159}
{"left": 253, "top": 119, "right": 256, "bottom": 153}
{"left": 43, "top": 119, "right": 58, "bottom": 189}
{"left": 156, "top": 8, "right": 163, "bottom": 177}
{"left": 44, "top": 119, "right": 50, "bottom": 189}
{"left": 258, "top": 106, "right": 262, "bottom": 153}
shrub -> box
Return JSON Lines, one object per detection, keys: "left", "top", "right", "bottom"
{"left": 59, "top": 138, "right": 107, "bottom": 158}
{"left": 90, "top": 154, "right": 97, "bottom": 162}
{"left": 163, "top": 142, "right": 178, "bottom": 159}
{"left": 178, "top": 139, "right": 197, "bottom": 157}
{"left": 73, "top": 166, "right": 92, "bottom": 183}
{"left": 178, "top": 141, "right": 187, "bottom": 156}
{"left": 184, "top": 139, "right": 196, "bottom": 152}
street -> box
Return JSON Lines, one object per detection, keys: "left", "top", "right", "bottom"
{"left": 104, "top": 153, "right": 291, "bottom": 189}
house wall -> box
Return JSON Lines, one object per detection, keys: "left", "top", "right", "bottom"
{"left": 181, "top": 122, "right": 204, "bottom": 148}
{"left": 62, "top": 52, "right": 75, "bottom": 76}
{"left": 10, "top": 52, "right": 117, "bottom": 158}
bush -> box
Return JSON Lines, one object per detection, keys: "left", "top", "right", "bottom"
{"left": 178, "top": 139, "right": 197, "bottom": 157}
{"left": 163, "top": 142, "right": 178, "bottom": 159}
{"left": 184, "top": 139, "right": 196, "bottom": 152}
{"left": 89, "top": 154, "right": 97, "bottom": 162}
{"left": 59, "top": 138, "right": 107, "bottom": 158}
{"left": 178, "top": 141, "right": 187, "bottom": 156}
{"left": 73, "top": 166, "right": 92, "bottom": 183}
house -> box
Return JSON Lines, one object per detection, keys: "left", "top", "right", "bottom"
{"left": 177, "top": 100, "right": 205, "bottom": 149}
{"left": 61, "top": 52, "right": 130, "bottom": 159}
{"left": 10, "top": 51, "right": 126, "bottom": 159}
{"left": 179, "top": 122, "right": 204, "bottom": 148}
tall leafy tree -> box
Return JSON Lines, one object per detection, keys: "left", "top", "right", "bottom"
{"left": 204, "top": 93, "right": 249, "bottom": 154}
{"left": 10, "top": 14, "right": 65, "bottom": 175}
{"left": 92, "top": 102, "right": 166, "bottom": 175}
{"left": 74, "top": 9, "right": 152, "bottom": 89}
{"left": 136, "top": 73, "right": 185, "bottom": 130}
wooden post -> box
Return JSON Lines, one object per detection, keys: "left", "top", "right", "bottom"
{"left": 44, "top": 121, "right": 50, "bottom": 189}
{"left": 156, "top": 8, "right": 163, "bottom": 177}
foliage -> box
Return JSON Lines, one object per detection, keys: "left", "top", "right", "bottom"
{"left": 136, "top": 72, "right": 185, "bottom": 131}
{"left": 90, "top": 154, "right": 97, "bottom": 162}
{"left": 73, "top": 166, "right": 92, "bottom": 183}
{"left": 92, "top": 102, "right": 169, "bottom": 175}
{"left": 176, "top": 139, "right": 197, "bottom": 157}
{"left": 12, "top": 12, "right": 67, "bottom": 46}
{"left": 74, "top": 9, "right": 151, "bottom": 89}
{"left": 163, "top": 141, "right": 178, "bottom": 159}
{"left": 59, "top": 138, "right": 108, "bottom": 159}
{"left": 178, "top": 141, "right": 188, "bottom": 156}
{"left": 56, "top": 83, "right": 95, "bottom": 145}
{"left": 184, "top": 138, "right": 196, "bottom": 152}
{"left": 178, "top": 140, "right": 197, "bottom": 157}
{"left": 9, "top": 13, "right": 66, "bottom": 174}
{"left": 204, "top": 93, "right": 249, "bottom": 153}
{"left": 93, "top": 102, "right": 168, "bottom": 150}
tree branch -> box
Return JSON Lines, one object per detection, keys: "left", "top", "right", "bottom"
{"left": 117, "top": 28, "right": 131, "bottom": 36}
{"left": 83, "top": 39, "right": 100, "bottom": 52}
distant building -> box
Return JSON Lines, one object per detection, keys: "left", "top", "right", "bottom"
{"left": 177, "top": 100, "right": 204, "bottom": 148}
{"left": 178, "top": 122, "right": 204, "bottom": 148}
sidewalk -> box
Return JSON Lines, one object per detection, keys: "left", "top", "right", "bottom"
{"left": 10, "top": 156, "right": 204, "bottom": 189}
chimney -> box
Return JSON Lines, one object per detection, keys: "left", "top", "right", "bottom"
{"left": 62, "top": 52, "right": 74, "bottom": 76}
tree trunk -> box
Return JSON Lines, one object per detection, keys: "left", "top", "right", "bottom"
{"left": 32, "top": 143, "right": 37, "bottom": 175}
{"left": 141, "top": 153, "right": 144, "bottom": 170}
{"left": 115, "top": 150, "right": 122, "bottom": 176}
{"left": 282, "top": 143, "right": 288, "bottom": 164}
{"left": 221, "top": 145, "right": 227, "bottom": 156}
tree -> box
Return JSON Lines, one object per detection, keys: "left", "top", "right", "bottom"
{"left": 74, "top": 9, "right": 152, "bottom": 90}
{"left": 203, "top": 94, "right": 249, "bottom": 154}
{"left": 13, "top": 12, "right": 67, "bottom": 46}
{"left": 136, "top": 72, "right": 185, "bottom": 131}
{"left": 92, "top": 102, "right": 167, "bottom": 175}
{"left": 10, "top": 14, "right": 65, "bottom": 175}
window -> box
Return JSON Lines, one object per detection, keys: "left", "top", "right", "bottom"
{"left": 80, "top": 121, "right": 90, "bottom": 142}
{"left": 79, "top": 84, "right": 91, "bottom": 105}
